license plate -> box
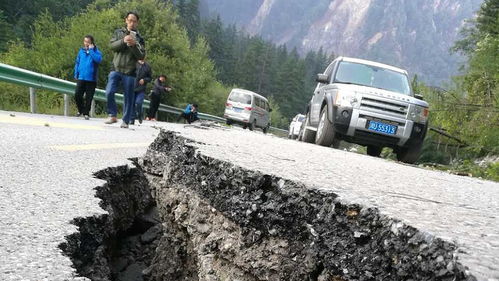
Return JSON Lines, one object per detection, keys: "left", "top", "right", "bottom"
{"left": 233, "top": 107, "right": 243, "bottom": 113}
{"left": 367, "top": 120, "right": 397, "bottom": 135}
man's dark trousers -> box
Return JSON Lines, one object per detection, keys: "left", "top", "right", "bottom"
{"left": 132, "top": 91, "right": 145, "bottom": 123}
{"left": 74, "top": 80, "right": 97, "bottom": 115}
{"left": 178, "top": 112, "right": 198, "bottom": 124}
{"left": 148, "top": 93, "right": 160, "bottom": 119}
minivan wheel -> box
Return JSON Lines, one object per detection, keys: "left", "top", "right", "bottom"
{"left": 249, "top": 120, "right": 256, "bottom": 131}
{"left": 226, "top": 119, "right": 233, "bottom": 126}
{"left": 300, "top": 112, "right": 316, "bottom": 143}
{"left": 396, "top": 143, "right": 423, "bottom": 164}
{"left": 262, "top": 124, "right": 269, "bottom": 134}
{"left": 315, "top": 105, "right": 337, "bottom": 147}
{"left": 367, "top": 145, "right": 383, "bottom": 157}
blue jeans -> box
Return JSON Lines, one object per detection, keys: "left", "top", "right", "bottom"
{"left": 131, "top": 91, "right": 145, "bottom": 122}
{"left": 105, "top": 71, "right": 136, "bottom": 124}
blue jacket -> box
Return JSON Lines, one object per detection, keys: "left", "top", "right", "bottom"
{"left": 74, "top": 47, "right": 103, "bottom": 82}
{"left": 184, "top": 104, "right": 198, "bottom": 116}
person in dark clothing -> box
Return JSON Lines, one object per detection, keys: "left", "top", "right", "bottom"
{"left": 146, "top": 75, "right": 171, "bottom": 121}
{"left": 74, "top": 35, "right": 102, "bottom": 120}
{"left": 104, "top": 11, "right": 146, "bottom": 128}
{"left": 177, "top": 103, "right": 199, "bottom": 124}
{"left": 130, "top": 59, "right": 152, "bottom": 125}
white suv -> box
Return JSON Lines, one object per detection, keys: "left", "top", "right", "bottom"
{"left": 299, "top": 57, "right": 429, "bottom": 164}
{"left": 288, "top": 114, "right": 305, "bottom": 139}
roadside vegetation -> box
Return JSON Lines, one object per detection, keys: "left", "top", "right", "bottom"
{"left": 0, "top": 0, "right": 497, "bottom": 180}
{"left": 414, "top": 0, "right": 499, "bottom": 181}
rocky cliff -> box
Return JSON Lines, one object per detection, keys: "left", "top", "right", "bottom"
{"left": 200, "top": 0, "right": 483, "bottom": 84}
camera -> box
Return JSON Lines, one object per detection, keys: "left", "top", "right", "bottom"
{"left": 127, "top": 31, "right": 137, "bottom": 46}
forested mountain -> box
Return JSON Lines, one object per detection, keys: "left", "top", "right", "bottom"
{"left": 175, "top": 0, "right": 334, "bottom": 121}
{"left": 0, "top": 0, "right": 95, "bottom": 46}
{"left": 200, "top": 0, "right": 483, "bottom": 85}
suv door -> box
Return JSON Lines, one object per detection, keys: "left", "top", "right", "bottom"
{"left": 310, "top": 61, "right": 336, "bottom": 125}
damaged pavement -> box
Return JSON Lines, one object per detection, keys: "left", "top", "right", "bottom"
{"left": 61, "top": 122, "right": 499, "bottom": 281}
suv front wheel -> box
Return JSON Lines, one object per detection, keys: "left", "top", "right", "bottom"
{"left": 315, "top": 105, "right": 338, "bottom": 147}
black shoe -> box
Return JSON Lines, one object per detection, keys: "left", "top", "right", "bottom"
{"left": 138, "top": 116, "right": 143, "bottom": 124}
{"left": 130, "top": 120, "right": 135, "bottom": 125}
{"left": 84, "top": 115, "right": 89, "bottom": 120}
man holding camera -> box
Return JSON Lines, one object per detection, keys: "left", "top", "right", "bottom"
{"left": 104, "top": 11, "right": 145, "bottom": 128}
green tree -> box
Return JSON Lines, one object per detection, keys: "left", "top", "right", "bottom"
{"left": 176, "top": 0, "right": 201, "bottom": 44}
{"left": 0, "top": 0, "right": 221, "bottom": 116}
{"left": 0, "top": 0, "right": 96, "bottom": 44}
{"left": 450, "top": 0, "right": 499, "bottom": 154}
{"left": 0, "top": 10, "right": 14, "bottom": 52}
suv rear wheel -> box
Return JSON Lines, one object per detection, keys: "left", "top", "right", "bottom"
{"left": 367, "top": 145, "right": 382, "bottom": 157}
{"left": 396, "top": 143, "right": 423, "bottom": 164}
{"left": 300, "top": 112, "right": 316, "bottom": 143}
{"left": 315, "top": 105, "right": 338, "bottom": 147}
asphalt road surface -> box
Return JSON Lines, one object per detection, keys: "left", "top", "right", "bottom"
{"left": 168, "top": 122, "right": 499, "bottom": 281}
{"left": 0, "top": 111, "right": 160, "bottom": 281}
{"left": 0, "top": 110, "right": 498, "bottom": 280}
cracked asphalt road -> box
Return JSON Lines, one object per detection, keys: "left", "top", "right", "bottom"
{"left": 168, "top": 122, "right": 499, "bottom": 281}
{"left": 0, "top": 111, "right": 498, "bottom": 280}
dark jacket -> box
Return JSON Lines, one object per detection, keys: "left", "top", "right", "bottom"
{"left": 134, "top": 62, "right": 152, "bottom": 93}
{"left": 109, "top": 27, "right": 145, "bottom": 76}
{"left": 74, "top": 46, "right": 102, "bottom": 82}
{"left": 152, "top": 78, "right": 168, "bottom": 96}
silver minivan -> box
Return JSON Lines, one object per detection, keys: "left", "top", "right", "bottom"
{"left": 224, "top": 88, "right": 271, "bottom": 133}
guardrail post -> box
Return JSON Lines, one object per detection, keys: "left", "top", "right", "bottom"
{"left": 29, "top": 87, "right": 36, "bottom": 113}
{"left": 90, "top": 100, "right": 96, "bottom": 117}
{"left": 63, "top": 94, "right": 69, "bottom": 116}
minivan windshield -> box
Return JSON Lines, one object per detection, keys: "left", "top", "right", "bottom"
{"left": 229, "top": 91, "right": 252, "bottom": 104}
{"left": 334, "top": 61, "right": 411, "bottom": 95}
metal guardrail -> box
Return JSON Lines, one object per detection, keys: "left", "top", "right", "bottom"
{"left": 0, "top": 62, "right": 287, "bottom": 134}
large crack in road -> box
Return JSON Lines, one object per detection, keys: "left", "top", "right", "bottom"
{"left": 58, "top": 127, "right": 491, "bottom": 281}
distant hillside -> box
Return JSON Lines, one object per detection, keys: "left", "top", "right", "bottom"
{"left": 200, "top": 0, "right": 483, "bottom": 85}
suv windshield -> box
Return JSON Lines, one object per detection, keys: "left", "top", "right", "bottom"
{"left": 334, "top": 61, "right": 411, "bottom": 95}
{"left": 229, "top": 91, "right": 252, "bottom": 104}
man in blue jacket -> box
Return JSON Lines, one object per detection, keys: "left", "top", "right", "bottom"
{"left": 74, "top": 35, "right": 103, "bottom": 120}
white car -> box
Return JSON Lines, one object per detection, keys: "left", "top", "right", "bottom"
{"left": 288, "top": 114, "right": 305, "bottom": 139}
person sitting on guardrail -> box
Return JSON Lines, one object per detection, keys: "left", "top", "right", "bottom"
{"left": 130, "top": 58, "right": 152, "bottom": 125}
{"left": 104, "top": 11, "right": 145, "bottom": 129}
{"left": 146, "top": 75, "right": 171, "bottom": 121}
{"left": 177, "top": 103, "right": 199, "bottom": 124}
{"left": 73, "top": 35, "right": 102, "bottom": 120}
